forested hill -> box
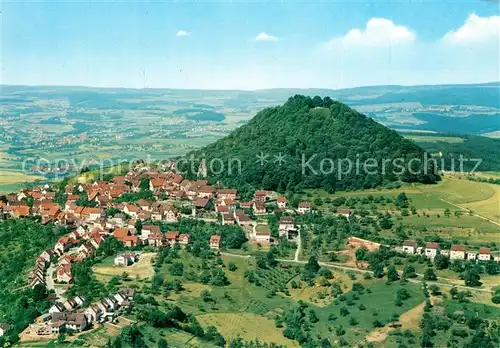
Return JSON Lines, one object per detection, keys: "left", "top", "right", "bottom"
{"left": 182, "top": 95, "right": 439, "bottom": 192}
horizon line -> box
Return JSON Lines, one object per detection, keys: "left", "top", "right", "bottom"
{"left": 1, "top": 81, "right": 499, "bottom": 93}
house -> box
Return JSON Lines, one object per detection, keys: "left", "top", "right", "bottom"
{"left": 123, "top": 204, "right": 140, "bottom": 218}
{"left": 221, "top": 213, "right": 235, "bottom": 225}
{"left": 218, "top": 189, "right": 237, "bottom": 199}
{"left": 82, "top": 207, "right": 101, "bottom": 221}
{"left": 277, "top": 196, "right": 287, "bottom": 208}
{"left": 425, "top": 242, "right": 439, "bottom": 259}
{"left": 478, "top": 247, "right": 491, "bottom": 261}
{"left": 440, "top": 249, "right": 450, "bottom": 257}
{"left": 253, "top": 201, "right": 266, "bottom": 215}
{"left": 165, "top": 231, "right": 179, "bottom": 245}
{"left": 11, "top": 205, "right": 30, "bottom": 217}
{"left": 402, "top": 241, "right": 417, "bottom": 254}
{"left": 56, "top": 264, "right": 73, "bottom": 283}
{"left": 148, "top": 232, "right": 164, "bottom": 247}
{"left": 40, "top": 249, "right": 56, "bottom": 263}
{"left": 85, "top": 304, "right": 103, "bottom": 323}
{"left": 337, "top": 209, "right": 353, "bottom": 219}
{"left": 63, "top": 298, "right": 79, "bottom": 311}
{"left": 163, "top": 205, "right": 179, "bottom": 222}
{"left": 49, "top": 302, "right": 66, "bottom": 314}
{"left": 137, "top": 199, "right": 151, "bottom": 211}
{"left": 254, "top": 191, "right": 267, "bottom": 202}
{"left": 450, "top": 245, "right": 466, "bottom": 260}
{"left": 66, "top": 313, "right": 87, "bottom": 332}
{"left": 239, "top": 201, "right": 253, "bottom": 209}
{"left": 255, "top": 231, "right": 271, "bottom": 244}
{"left": 123, "top": 235, "right": 141, "bottom": 247}
{"left": 216, "top": 205, "right": 229, "bottom": 213}
{"left": 279, "top": 216, "right": 295, "bottom": 237}
{"left": 197, "top": 186, "right": 215, "bottom": 198}
{"left": 297, "top": 202, "right": 312, "bottom": 214}
{"left": 178, "top": 233, "right": 191, "bottom": 246}
{"left": 235, "top": 211, "right": 252, "bottom": 226}
{"left": 55, "top": 237, "right": 77, "bottom": 255}
{"left": 467, "top": 252, "right": 477, "bottom": 260}
{"left": 114, "top": 252, "right": 139, "bottom": 266}
{"left": 210, "top": 235, "right": 221, "bottom": 250}
{"left": 141, "top": 224, "right": 161, "bottom": 239}
{"left": 193, "top": 197, "right": 210, "bottom": 210}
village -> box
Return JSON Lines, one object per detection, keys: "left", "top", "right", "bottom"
{"left": 0, "top": 162, "right": 498, "bottom": 341}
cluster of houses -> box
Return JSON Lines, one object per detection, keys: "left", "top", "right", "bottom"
{"left": 28, "top": 288, "right": 135, "bottom": 336}
{"left": 400, "top": 241, "right": 498, "bottom": 262}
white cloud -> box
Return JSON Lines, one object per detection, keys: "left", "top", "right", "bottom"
{"left": 255, "top": 32, "right": 277, "bottom": 41}
{"left": 441, "top": 14, "right": 500, "bottom": 45}
{"left": 176, "top": 30, "right": 190, "bottom": 37}
{"left": 328, "top": 18, "right": 415, "bottom": 47}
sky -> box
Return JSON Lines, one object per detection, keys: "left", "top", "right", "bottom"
{"left": 1, "top": 0, "right": 499, "bottom": 90}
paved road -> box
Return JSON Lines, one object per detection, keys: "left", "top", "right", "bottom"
{"left": 440, "top": 198, "right": 500, "bottom": 228}
{"left": 294, "top": 230, "right": 301, "bottom": 262}
{"left": 221, "top": 252, "right": 493, "bottom": 294}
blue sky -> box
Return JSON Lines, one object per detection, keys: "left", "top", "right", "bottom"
{"left": 1, "top": 0, "right": 499, "bottom": 89}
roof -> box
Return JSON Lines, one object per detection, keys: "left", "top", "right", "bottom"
{"left": 210, "top": 235, "right": 221, "bottom": 243}
{"left": 218, "top": 189, "right": 237, "bottom": 195}
{"left": 451, "top": 245, "right": 465, "bottom": 252}
{"left": 277, "top": 196, "right": 287, "bottom": 202}
{"left": 403, "top": 240, "right": 417, "bottom": 247}
{"left": 426, "top": 242, "right": 439, "bottom": 249}
{"left": 280, "top": 216, "right": 294, "bottom": 224}
{"left": 298, "top": 202, "right": 312, "bottom": 208}
{"left": 113, "top": 228, "right": 130, "bottom": 239}
{"left": 479, "top": 247, "right": 491, "bottom": 254}
{"left": 255, "top": 191, "right": 267, "bottom": 196}
{"left": 193, "top": 198, "right": 209, "bottom": 208}
{"left": 165, "top": 231, "right": 180, "bottom": 239}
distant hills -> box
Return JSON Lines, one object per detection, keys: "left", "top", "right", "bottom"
{"left": 181, "top": 95, "right": 439, "bottom": 192}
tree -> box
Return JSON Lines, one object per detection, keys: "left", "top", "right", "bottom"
{"left": 379, "top": 213, "right": 393, "bottom": 229}
{"left": 424, "top": 267, "right": 437, "bottom": 281}
{"left": 434, "top": 254, "right": 449, "bottom": 270}
{"left": 227, "top": 262, "right": 237, "bottom": 272}
{"left": 397, "top": 288, "right": 411, "bottom": 301}
{"left": 402, "top": 264, "right": 417, "bottom": 279}
{"left": 168, "top": 262, "right": 184, "bottom": 276}
{"left": 57, "top": 333, "right": 66, "bottom": 344}
{"left": 158, "top": 338, "right": 168, "bottom": 348}
{"left": 387, "top": 266, "right": 400, "bottom": 282}
{"left": 462, "top": 268, "right": 481, "bottom": 287}
{"left": 303, "top": 255, "right": 320, "bottom": 282}
{"left": 394, "top": 193, "right": 409, "bottom": 209}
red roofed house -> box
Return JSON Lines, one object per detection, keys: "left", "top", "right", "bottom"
{"left": 123, "top": 235, "right": 141, "bottom": 247}
{"left": 165, "top": 231, "right": 179, "bottom": 246}
{"left": 55, "top": 237, "right": 77, "bottom": 255}
{"left": 337, "top": 209, "right": 353, "bottom": 219}
{"left": 11, "top": 205, "right": 30, "bottom": 218}
{"left": 402, "top": 241, "right": 417, "bottom": 254}
{"left": 425, "top": 242, "right": 439, "bottom": 259}
{"left": 218, "top": 189, "right": 237, "bottom": 199}
{"left": 148, "top": 232, "right": 164, "bottom": 247}
{"left": 56, "top": 264, "right": 73, "bottom": 283}
{"left": 210, "top": 235, "right": 221, "bottom": 250}
{"left": 82, "top": 207, "right": 102, "bottom": 221}
{"left": 255, "top": 231, "right": 271, "bottom": 244}
{"left": 254, "top": 191, "right": 267, "bottom": 202}
{"left": 450, "top": 245, "right": 466, "bottom": 260}
{"left": 178, "top": 233, "right": 191, "bottom": 246}
{"left": 478, "top": 247, "right": 491, "bottom": 261}
{"left": 277, "top": 196, "right": 287, "bottom": 208}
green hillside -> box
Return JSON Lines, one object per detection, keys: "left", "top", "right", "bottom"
{"left": 182, "top": 95, "right": 439, "bottom": 192}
